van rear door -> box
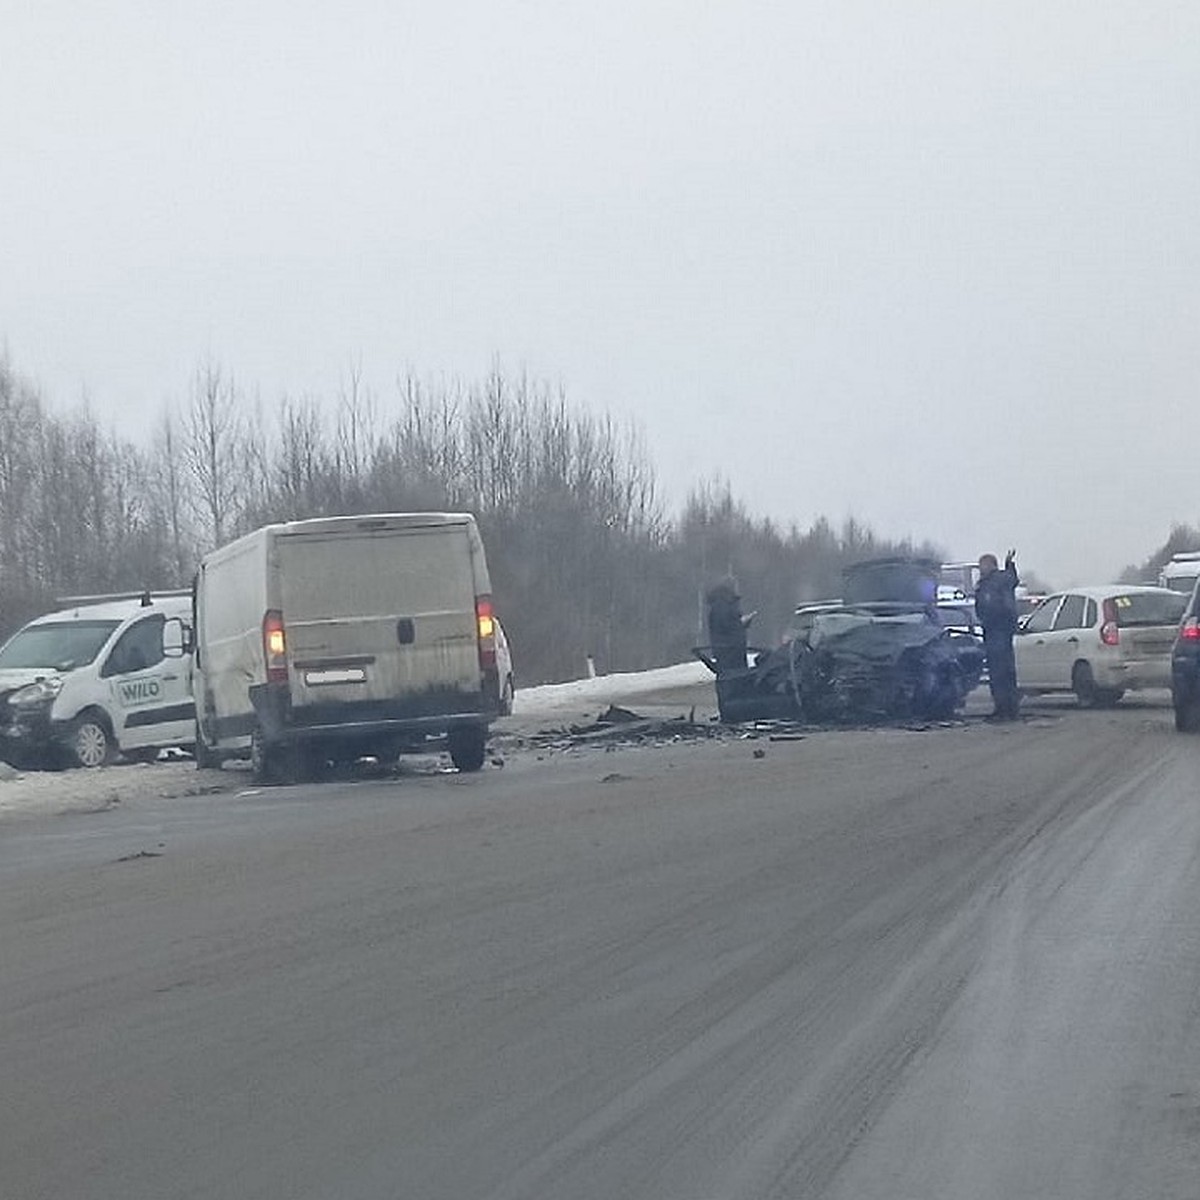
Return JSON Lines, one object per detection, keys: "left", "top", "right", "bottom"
{"left": 277, "top": 520, "right": 481, "bottom": 712}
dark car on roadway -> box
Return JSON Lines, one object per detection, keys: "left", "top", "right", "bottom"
{"left": 1170, "top": 581, "right": 1200, "bottom": 731}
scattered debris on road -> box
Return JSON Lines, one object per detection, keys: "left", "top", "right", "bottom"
{"left": 505, "top": 708, "right": 726, "bottom": 756}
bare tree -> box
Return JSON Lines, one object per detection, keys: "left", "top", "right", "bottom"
{"left": 335, "top": 360, "right": 377, "bottom": 505}
{"left": 152, "top": 407, "right": 193, "bottom": 584}
{"left": 185, "top": 362, "right": 241, "bottom": 549}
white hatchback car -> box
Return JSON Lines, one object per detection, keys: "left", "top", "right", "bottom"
{"left": 1015, "top": 586, "right": 1187, "bottom": 706}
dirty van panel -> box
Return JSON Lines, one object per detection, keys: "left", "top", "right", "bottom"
{"left": 278, "top": 525, "right": 480, "bottom": 710}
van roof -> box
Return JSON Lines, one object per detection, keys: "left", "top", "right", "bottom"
{"left": 273, "top": 512, "right": 477, "bottom": 537}
{"left": 202, "top": 512, "right": 481, "bottom": 564}
{"left": 28, "top": 594, "right": 191, "bottom": 626}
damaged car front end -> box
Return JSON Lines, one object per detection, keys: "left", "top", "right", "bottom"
{"left": 0, "top": 674, "right": 65, "bottom": 767}
{"left": 696, "top": 558, "right": 985, "bottom": 725}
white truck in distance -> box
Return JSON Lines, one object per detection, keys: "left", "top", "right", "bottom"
{"left": 1158, "top": 552, "right": 1200, "bottom": 596}
{"left": 191, "top": 512, "right": 503, "bottom": 782}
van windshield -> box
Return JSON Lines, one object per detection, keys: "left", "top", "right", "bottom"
{"left": 1162, "top": 572, "right": 1200, "bottom": 595}
{"left": 0, "top": 621, "right": 120, "bottom": 671}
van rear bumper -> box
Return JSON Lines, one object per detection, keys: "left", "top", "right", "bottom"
{"left": 239, "top": 683, "right": 496, "bottom": 746}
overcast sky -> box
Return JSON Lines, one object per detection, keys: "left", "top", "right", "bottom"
{"left": 2, "top": 1, "right": 1197, "bottom": 586}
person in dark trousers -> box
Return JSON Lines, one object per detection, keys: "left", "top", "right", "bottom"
{"left": 975, "top": 549, "right": 1021, "bottom": 720}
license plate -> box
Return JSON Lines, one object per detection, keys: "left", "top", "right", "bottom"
{"left": 304, "top": 668, "right": 367, "bottom": 686}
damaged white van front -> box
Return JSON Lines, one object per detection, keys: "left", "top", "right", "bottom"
{"left": 0, "top": 592, "right": 194, "bottom": 769}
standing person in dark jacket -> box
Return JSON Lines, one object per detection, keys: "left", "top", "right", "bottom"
{"left": 706, "top": 577, "right": 750, "bottom": 674}
{"left": 975, "top": 549, "right": 1020, "bottom": 720}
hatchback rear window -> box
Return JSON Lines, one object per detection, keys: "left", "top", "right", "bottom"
{"left": 1111, "top": 592, "right": 1187, "bottom": 627}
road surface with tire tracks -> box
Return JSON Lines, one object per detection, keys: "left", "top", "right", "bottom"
{"left": 1, "top": 686, "right": 1198, "bottom": 1199}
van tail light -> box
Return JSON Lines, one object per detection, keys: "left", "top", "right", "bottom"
{"left": 1180, "top": 617, "right": 1200, "bottom": 642}
{"left": 263, "top": 610, "right": 289, "bottom": 683}
{"left": 476, "top": 595, "right": 497, "bottom": 669}
{"left": 1100, "top": 598, "right": 1120, "bottom": 647}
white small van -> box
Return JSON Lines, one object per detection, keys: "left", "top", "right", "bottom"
{"left": 0, "top": 592, "right": 194, "bottom": 768}
{"left": 192, "top": 512, "right": 502, "bottom": 781}
{"left": 1159, "top": 552, "right": 1200, "bottom": 596}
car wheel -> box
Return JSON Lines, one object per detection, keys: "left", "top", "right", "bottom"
{"left": 500, "top": 675, "right": 515, "bottom": 717}
{"left": 1175, "top": 697, "right": 1200, "bottom": 733}
{"left": 1072, "top": 662, "right": 1098, "bottom": 708}
{"left": 447, "top": 724, "right": 487, "bottom": 772}
{"left": 68, "top": 713, "right": 113, "bottom": 769}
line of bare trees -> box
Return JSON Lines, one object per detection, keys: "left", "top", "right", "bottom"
{"left": 0, "top": 353, "right": 941, "bottom": 682}
{"left": 1120, "top": 524, "right": 1200, "bottom": 585}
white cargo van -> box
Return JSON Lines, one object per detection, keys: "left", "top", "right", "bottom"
{"left": 192, "top": 512, "right": 502, "bottom": 781}
{"left": 0, "top": 592, "right": 194, "bottom": 768}
{"left": 1159, "top": 552, "right": 1200, "bottom": 595}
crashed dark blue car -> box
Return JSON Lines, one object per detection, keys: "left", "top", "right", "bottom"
{"left": 696, "top": 558, "right": 986, "bottom": 724}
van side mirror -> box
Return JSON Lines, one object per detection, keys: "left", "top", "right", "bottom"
{"left": 163, "top": 617, "right": 193, "bottom": 658}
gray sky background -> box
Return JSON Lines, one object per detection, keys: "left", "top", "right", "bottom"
{"left": 2, "top": 1, "right": 1197, "bottom": 586}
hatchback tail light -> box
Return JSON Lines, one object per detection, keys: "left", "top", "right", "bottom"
{"left": 1100, "top": 598, "right": 1120, "bottom": 647}
{"left": 263, "top": 609, "right": 288, "bottom": 683}
{"left": 1180, "top": 617, "right": 1200, "bottom": 642}
{"left": 476, "top": 595, "right": 497, "bottom": 669}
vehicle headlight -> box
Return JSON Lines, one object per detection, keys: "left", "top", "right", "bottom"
{"left": 9, "top": 678, "right": 64, "bottom": 708}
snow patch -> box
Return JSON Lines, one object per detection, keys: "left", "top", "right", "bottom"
{"left": 512, "top": 661, "right": 711, "bottom": 717}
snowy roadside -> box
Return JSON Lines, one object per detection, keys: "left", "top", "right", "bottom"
{"left": 0, "top": 661, "right": 715, "bottom": 822}
{"left": 511, "top": 661, "right": 711, "bottom": 719}
{"left": 0, "top": 757, "right": 239, "bottom": 822}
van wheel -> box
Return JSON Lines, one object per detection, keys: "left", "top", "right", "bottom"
{"left": 448, "top": 725, "right": 487, "bottom": 773}
{"left": 291, "top": 742, "right": 328, "bottom": 784}
{"left": 250, "top": 727, "right": 281, "bottom": 785}
{"left": 194, "top": 722, "right": 222, "bottom": 769}
{"left": 1072, "top": 662, "right": 1098, "bottom": 707}
{"left": 67, "top": 713, "right": 113, "bottom": 769}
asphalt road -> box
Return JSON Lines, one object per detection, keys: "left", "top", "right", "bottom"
{"left": 2, "top": 692, "right": 1199, "bottom": 1199}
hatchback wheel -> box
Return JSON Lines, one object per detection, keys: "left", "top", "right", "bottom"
{"left": 1072, "top": 662, "right": 1098, "bottom": 707}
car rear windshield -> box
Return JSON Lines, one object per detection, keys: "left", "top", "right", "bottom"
{"left": 1111, "top": 593, "right": 1187, "bottom": 628}
{"left": 0, "top": 620, "right": 120, "bottom": 671}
